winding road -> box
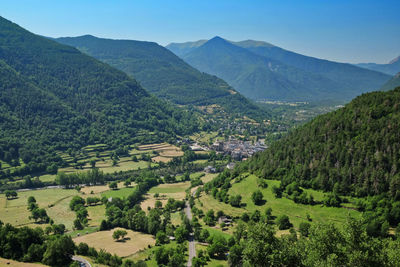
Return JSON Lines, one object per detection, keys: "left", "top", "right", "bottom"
{"left": 72, "top": 255, "right": 91, "bottom": 267}
{"left": 185, "top": 189, "right": 197, "bottom": 267}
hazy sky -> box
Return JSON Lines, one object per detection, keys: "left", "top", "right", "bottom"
{"left": 1, "top": 0, "right": 399, "bottom": 63}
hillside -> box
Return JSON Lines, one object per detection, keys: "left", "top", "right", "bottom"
{"left": 173, "top": 37, "right": 391, "bottom": 103}
{"left": 183, "top": 37, "right": 346, "bottom": 102}
{"left": 356, "top": 56, "right": 400, "bottom": 76}
{"left": 234, "top": 39, "right": 392, "bottom": 96}
{"left": 380, "top": 73, "right": 400, "bottom": 91}
{"left": 56, "top": 35, "right": 266, "bottom": 120}
{"left": 242, "top": 86, "right": 400, "bottom": 198}
{"left": 0, "top": 16, "right": 197, "bottom": 175}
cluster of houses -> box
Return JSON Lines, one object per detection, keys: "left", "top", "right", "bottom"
{"left": 212, "top": 138, "right": 267, "bottom": 160}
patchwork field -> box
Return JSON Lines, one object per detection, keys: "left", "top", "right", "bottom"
{"left": 73, "top": 228, "right": 155, "bottom": 257}
{"left": 139, "top": 143, "right": 183, "bottom": 163}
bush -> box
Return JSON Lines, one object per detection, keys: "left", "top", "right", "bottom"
{"left": 251, "top": 190, "right": 264, "bottom": 205}
{"left": 276, "top": 215, "right": 292, "bottom": 230}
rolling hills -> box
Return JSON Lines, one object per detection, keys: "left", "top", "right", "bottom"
{"left": 356, "top": 56, "right": 400, "bottom": 76}
{"left": 0, "top": 16, "right": 198, "bottom": 175}
{"left": 169, "top": 37, "right": 391, "bottom": 103}
{"left": 55, "top": 35, "right": 267, "bottom": 120}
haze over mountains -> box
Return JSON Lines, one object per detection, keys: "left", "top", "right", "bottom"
{"left": 356, "top": 56, "right": 400, "bottom": 76}
{"left": 56, "top": 35, "right": 266, "bottom": 120}
{"left": 167, "top": 37, "right": 392, "bottom": 103}
{"left": 380, "top": 72, "right": 400, "bottom": 91}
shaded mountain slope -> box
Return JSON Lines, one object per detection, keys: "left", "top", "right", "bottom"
{"left": 56, "top": 35, "right": 267, "bottom": 120}
{"left": 183, "top": 37, "right": 347, "bottom": 102}
{"left": 235, "top": 39, "right": 391, "bottom": 93}
{"left": 0, "top": 16, "right": 197, "bottom": 173}
{"left": 173, "top": 37, "right": 391, "bottom": 103}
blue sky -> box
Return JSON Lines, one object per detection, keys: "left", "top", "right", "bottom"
{"left": 1, "top": 0, "right": 399, "bottom": 63}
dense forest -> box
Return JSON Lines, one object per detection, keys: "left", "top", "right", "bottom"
{"left": 0, "top": 16, "right": 199, "bottom": 177}
{"left": 242, "top": 87, "right": 400, "bottom": 198}
{"left": 55, "top": 35, "right": 267, "bottom": 121}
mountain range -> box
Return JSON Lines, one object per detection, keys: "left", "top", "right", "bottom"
{"left": 55, "top": 35, "right": 267, "bottom": 120}
{"left": 356, "top": 56, "right": 400, "bottom": 76}
{"left": 167, "top": 37, "right": 392, "bottom": 103}
{"left": 0, "top": 16, "right": 197, "bottom": 172}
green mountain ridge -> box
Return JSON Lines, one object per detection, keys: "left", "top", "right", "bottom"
{"left": 168, "top": 37, "right": 391, "bottom": 103}
{"left": 233, "top": 39, "right": 392, "bottom": 96}
{"left": 55, "top": 35, "right": 267, "bottom": 120}
{"left": 0, "top": 16, "right": 197, "bottom": 175}
{"left": 242, "top": 86, "right": 400, "bottom": 198}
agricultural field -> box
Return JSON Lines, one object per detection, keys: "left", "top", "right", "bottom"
{"left": 139, "top": 143, "right": 183, "bottom": 163}
{"left": 0, "top": 182, "right": 138, "bottom": 231}
{"left": 197, "top": 174, "right": 361, "bottom": 230}
{"left": 0, "top": 188, "right": 78, "bottom": 228}
{"left": 0, "top": 257, "right": 47, "bottom": 267}
{"left": 141, "top": 181, "right": 190, "bottom": 210}
{"left": 73, "top": 228, "right": 156, "bottom": 257}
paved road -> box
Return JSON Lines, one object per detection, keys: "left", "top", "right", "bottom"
{"left": 185, "top": 190, "right": 196, "bottom": 267}
{"left": 72, "top": 256, "right": 92, "bottom": 267}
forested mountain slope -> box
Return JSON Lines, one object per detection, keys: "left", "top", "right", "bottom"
{"left": 182, "top": 37, "right": 345, "bottom": 102}
{"left": 243, "top": 87, "right": 400, "bottom": 198}
{"left": 234, "top": 39, "right": 392, "bottom": 95}
{"left": 171, "top": 37, "right": 391, "bottom": 103}
{"left": 56, "top": 35, "right": 266, "bottom": 120}
{"left": 357, "top": 56, "right": 400, "bottom": 76}
{"left": 0, "top": 16, "right": 197, "bottom": 174}
{"left": 380, "top": 73, "right": 400, "bottom": 91}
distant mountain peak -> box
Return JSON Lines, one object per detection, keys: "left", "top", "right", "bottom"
{"left": 389, "top": 56, "right": 400, "bottom": 64}
{"left": 208, "top": 36, "right": 228, "bottom": 43}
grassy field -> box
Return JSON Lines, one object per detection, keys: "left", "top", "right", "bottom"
{"left": 0, "top": 257, "right": 47, "bottom": 267}
{"left": 73, "top": 228, "right": 155, "bottom": 257}
{"left": 38, "top": 174, "right": 56, "bottom": 183}
{"left": 87, "top": 205, "right": 106, "bottom": 227}
{"left": 141, "top": 182, "right": 190, "bottom": 210}
{"left": 197, "top": 174, "right": 361, "bottom": 229}
{"left": 0, "top": 184, "right": 119, "bottom": 231}
{"left": 101, "top": 186, "right": 138, "bottom": 199}
{"left": 149, "top": 182, "right": 191, "bottom": 194}
{"left": 0, "top": 188, "right": 78, "bottom": 228}
{"left": 126, "top": 241, "right": 184, "bottom": 267}
{"left": 58, "top": 159, "right": 153, "bottom": 174}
